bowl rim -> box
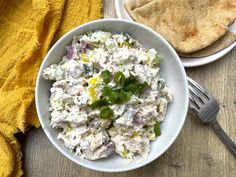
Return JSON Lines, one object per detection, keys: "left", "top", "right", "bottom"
{"left": 35, "top": 18, "right": 189, "bottom": 172}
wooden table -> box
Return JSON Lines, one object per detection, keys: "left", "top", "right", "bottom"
{"left": 21, "top": 1, "right": 236, "bottom": 176}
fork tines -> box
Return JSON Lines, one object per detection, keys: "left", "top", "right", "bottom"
{"left": 187, "top": 77, "right": 210, "bottom": 110}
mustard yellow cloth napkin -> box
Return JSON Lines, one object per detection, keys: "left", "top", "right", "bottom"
{"left": 0, "top": 0, "right": 102, "bottom": 176}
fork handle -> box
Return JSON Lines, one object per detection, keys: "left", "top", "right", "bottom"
{"left": 210, "top": 119, "right": 236, "bottom": 158}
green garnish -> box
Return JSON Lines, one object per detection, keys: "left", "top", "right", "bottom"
{"left": 152, "top": 57, "right": 159, "bottom": 66}
{"left": 139, "top": 81, "right": 149, "bottom": 93}
{"left": 102, "top": 87, "right": 113, "bottom": 96}
{"left": 118, "top": 90, "right": 131, "bottom": 103}
{"left": 123, "top": 75, "right": 137, "bottom": 86}
{"left": 101, "top": 71, "right": 148, "bottom": 102}
{"left": 93, "top": 66, "right": 100, "bottom": 73}
{"left": 94, "top": 71, "right": 149, "bottom": 119}
{"left": 109, "top": 90, "right": 130, "bottom": 104}
{"left": 154, "top": 122, "right": 161, "bottom": 136}
{"left": 122, "top": 41, "right": 131, "bottom": 48}
{"left": 101, "top": 70, "right": 111, "bottom": 84}
{"left": 124, "top": 81, "right": 148, "bottom": 95}
{"left": 156, "top": 104, "right": 161, "bottom": 112}
{"left": 123, "top": 83, "right": 139, "bottom": 93}
{"left": 121, "top": 148, "right": 128, "bottom": 157}
{"left": 100, "top": 107, "right": 113, "bottom": 119}
{"left": 157, "top": 79, "right": 165, "bottom": 90}
{"left": 130, "top": 131, "right": 139, "bottom": 139}
{"left": 90, "top": 98, "right": 110, "bottom": 109}
{"left": 108, "top": 91, "right": 119, "bottom": 103}
{"left": 102, "top": 87, "right": 131, "bottom": 104}
{"left": 114, "top": 71, "right": 125, "bottom": 86}
{"left": 83, "top": 64, "right": 91, "bottom": 75}
{"left": 54, "top": 99, "right": 64, "bottom": 110}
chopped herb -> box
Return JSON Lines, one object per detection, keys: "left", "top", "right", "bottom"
{"left": 152, "top": 57, "right": 159, "bottom": 66}
{"left": 111, "top": 90, "right": 130, "bottom": 104}
{"left": 101, "top": 70, "right": 111, "bottom": 84}
{"left": 121, "top": 148, "right": 128, "bottom": 157}
{"left": 154, "top": 122, "right": 161, "bottom": 136}
{"left": 123, "top": 83, "right": 139, "bottom": 93}
{"left": 156, "top": 104, "right": 161, "bottom": 112}
{"left": 157, "top": 79, "right": 165, "bottom": 90}
{"left": 90, "top": 98, "right": 110, "bottom": 109}
{"left": 124, "top": 75, "right": 137, "bottom": 86}
{"left": 93, "top": 66, "right": 100, "bottom": 73}
{"left": 102, "top": 87, "right": 113, "bottom": 96}
{"left": 83, "top": 64, "right": 91, "bottom": 75}
{"left": 118, "top": 90, "right": 131, "bottom": 103}
{"left": 99, "top": 72, "right": 148, "bottom": 111}
{"left": 130, "top": 131, "right": 139, "bottom": 139}
{"left": 122, "top": 41, "right": 131, "bottom": 48}
{"left": 124, "top": 81, "right": 149, "bottom": 95}
{"left": 100, "top": 107, "right": 113, "bottom": 119}
{"left": 103, "top": 88, "right": 131, "bottom": 104}
{"left": 89, "top": 42, "right": 100, "bottom": 48}
{"left": 138, "top": 81, "right": 149, "bottom": 94}
{"left": 114, "top": 71, "right": 125, "bottom": 86}
{"left": 108, "top": 91, "right": 119, "bottom": 103}
{"left": 122, "top": 32, "right": 131, "bottom": 42}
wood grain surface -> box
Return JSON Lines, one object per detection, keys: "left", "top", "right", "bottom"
{"left": 21, "top": 0, "right": 236, "bottom": 176}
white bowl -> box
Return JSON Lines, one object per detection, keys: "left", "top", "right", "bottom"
{"left": 35, "top": 19, "right": 189, "bottom": 172}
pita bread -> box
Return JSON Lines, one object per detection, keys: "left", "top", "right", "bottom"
{"left": 179, "top": 31, "right": 236, "bottom": 57}
{"left": 125, "top": 0, "right": 236, "bottom": 53}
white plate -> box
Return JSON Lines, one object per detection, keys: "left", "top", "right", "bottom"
{"left": 115, "top": 0, "right": 236, "bottom": 67}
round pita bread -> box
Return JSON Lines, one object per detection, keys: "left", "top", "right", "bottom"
{"left": 125, "top": 0, "right": 236, "bottom": 53}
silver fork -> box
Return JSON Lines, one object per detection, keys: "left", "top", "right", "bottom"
{"left": 188, "top": 77, "right": 236, "bottom": 157}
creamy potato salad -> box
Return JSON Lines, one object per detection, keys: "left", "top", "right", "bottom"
{"left": 43, "top": 31, "right": 172, "bottom": 161}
